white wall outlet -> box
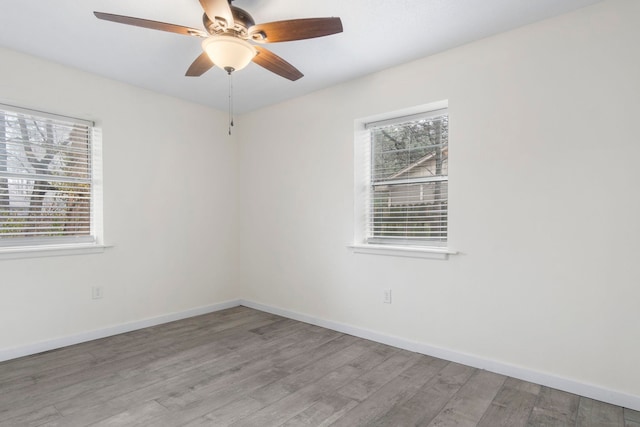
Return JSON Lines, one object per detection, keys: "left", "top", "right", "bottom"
{"left": 92, "top": 286, "right": 104, "bottom": 300}
{"left": 383, "top": 289, "right": 392, "bottom": 304}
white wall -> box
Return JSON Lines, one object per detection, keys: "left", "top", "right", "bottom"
{"left": 1, "top": 0, "right": 638, "bottom": 410}
{"left": 238, "top": 0, "right": 640, "bottom": 404}
{"left": 0, "top": 47, "right": 238, "bottom": 352}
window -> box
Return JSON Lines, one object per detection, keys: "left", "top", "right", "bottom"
{"left": 0, "top": 104, "right": 100, "bottom": 250}
{"left": 362, "top": 107, "right": 449, "bottom": 249}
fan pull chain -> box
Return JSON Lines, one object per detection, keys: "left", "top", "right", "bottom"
{"left": 227, "top": 69, "right": 234, "bottom": 135}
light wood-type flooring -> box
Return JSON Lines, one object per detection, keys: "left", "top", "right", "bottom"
{"left": 0, "top": 306, "right": 638, "bottom": 426}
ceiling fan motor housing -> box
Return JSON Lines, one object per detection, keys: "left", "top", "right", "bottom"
{"left": 203, "top": 6, "right": 255, "bottom": 38}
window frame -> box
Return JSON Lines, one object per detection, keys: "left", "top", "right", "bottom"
{"left": 0, "top": 103, "right": 104, "bottom": 259}
{"left": 351, "top": 101, "right": 456, "bottom": 259}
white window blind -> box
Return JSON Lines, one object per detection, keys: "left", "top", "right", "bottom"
{"left": 365, "top": 108, "right": 448, "bottom": 247}
{"left": 0, "top": 104, "right": 95, "bottom": 247}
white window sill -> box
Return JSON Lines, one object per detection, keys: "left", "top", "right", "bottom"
{"left": 348, "top": 244, "right": 457, "bottom": 260}
{"left": 0, "top": 244, "right": 112, "bottom": 260}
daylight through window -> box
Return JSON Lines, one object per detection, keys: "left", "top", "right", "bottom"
{"left": 0, "top": 104, "right": 96, "bottom": 247}
{"left": 365, "top": 109, "right": 448, "bottom": 247}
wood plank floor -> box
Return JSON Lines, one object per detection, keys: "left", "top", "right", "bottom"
{"left": 0, "top": 306, "right": 637, "bottom": 426}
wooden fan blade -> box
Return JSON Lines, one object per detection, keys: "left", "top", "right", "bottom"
{"left": 186, "top": 52, "right": 214, "bottom": 76}
{"left": 252, "top": 46, "right": 303, "bottom": 81}
{"left": 199, "top": 0, "right": 234, "bottom": 28}
{"left": 249, "top": 17, "right": 343, "bottom": 43}
{"left": 94, "top": 12, "right": 207, "bottom": 37}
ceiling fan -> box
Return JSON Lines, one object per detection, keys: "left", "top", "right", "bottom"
{"left": 94, "top": 0, "right": 343, "bottom": 81}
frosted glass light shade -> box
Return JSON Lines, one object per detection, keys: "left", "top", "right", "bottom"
{"left": 202, "top": 36, "right": 257, "bottom": 72}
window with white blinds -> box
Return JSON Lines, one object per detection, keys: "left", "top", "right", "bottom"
{"left": 365, "top": 108, "right": 448, "bottom": 247}
{"left": 0, "top": 104, "right": 96, "bottom": 247}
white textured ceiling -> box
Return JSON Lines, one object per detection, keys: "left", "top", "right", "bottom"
{"left": 0, "top": 0, "right": 603, "bottom": 113}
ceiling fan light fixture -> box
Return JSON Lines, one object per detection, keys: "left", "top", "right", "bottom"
{"left": 202, "top": 35, "right": 256, "bottom": 72}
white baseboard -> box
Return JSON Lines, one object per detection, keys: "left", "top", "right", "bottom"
{"left": 0, "top": 299, "right": 241, "bottom": 363}
{"left": 239, "top": 299, "right": 640, "bottom": 412}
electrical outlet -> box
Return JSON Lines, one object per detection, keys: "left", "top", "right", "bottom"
{"left": 92, "top": 286, "right": 104, "bottom": 300}
{"left": 383, "top": 289, "right": 392, "bottom": 304}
